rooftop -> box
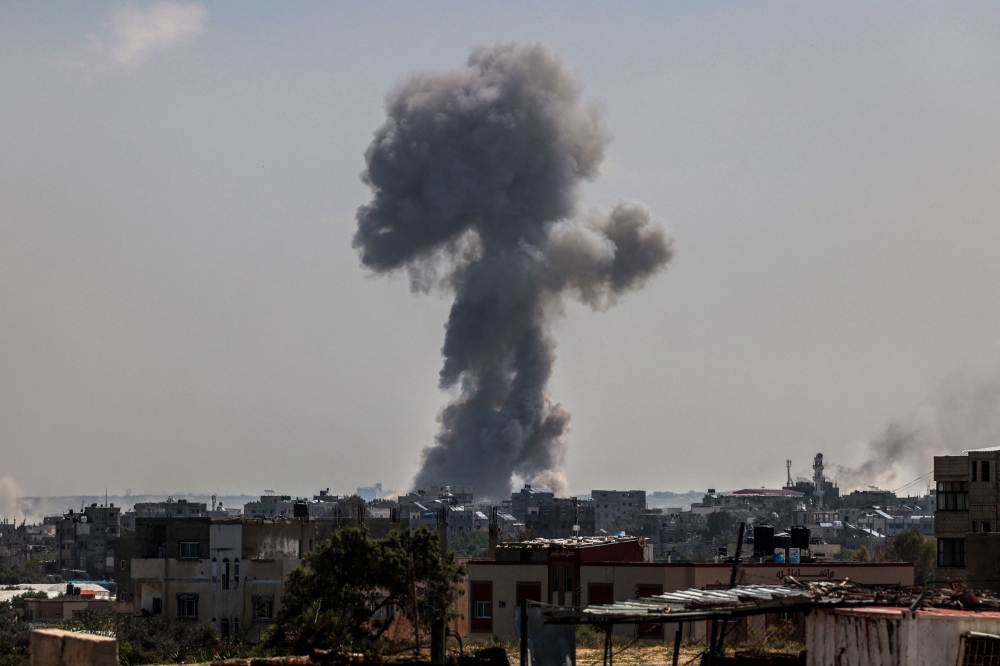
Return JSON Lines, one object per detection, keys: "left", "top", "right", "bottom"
{"left": 497, "top": 535, "right": 641, "bottom": 549}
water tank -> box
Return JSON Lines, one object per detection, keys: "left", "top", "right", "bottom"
{"left": 293, "top": 501, "right": 309, "bottom": 518}
{"left": 790, "top": 526, "right": 810, "bottom": 550}
{"left": 774, "top": 533, "right": 792, "bottom": 559}
{"left": 753, "top": 525, "right": 774, "bottom": 556}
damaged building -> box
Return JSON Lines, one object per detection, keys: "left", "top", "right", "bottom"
{"left": 120, "top": 516, "right": 318, "bottom": 642}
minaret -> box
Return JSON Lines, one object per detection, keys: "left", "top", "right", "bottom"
{"left": 812, "top": 453, "right": 825, "bottom": 508}
{"left": 786, "top": 460, "right": 793, "bottom": 489}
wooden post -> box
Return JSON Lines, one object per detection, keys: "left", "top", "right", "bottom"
{"left": 671, "top": 623, "right": 682, "bottom": 666}
{"left": 707, "top": 618, "right": 718, "bottom": 665}
{"left": 729, "top": 522, "right": 746, "bottom": 589}
{"left": 519, "top": 599, "right": 528, "bottom": 666}
{"left": 410, "top": 550, "right": 420, "bottom": 657}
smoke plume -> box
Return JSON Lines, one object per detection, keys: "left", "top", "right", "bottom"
{"left": 0, "top": 476, "right": 23, "bottom": 522}
{"left": 354, "top": 42, "right": 673, "bottom": 499}
{"left": 835, "top": 372, "right": 1000, "bottom": 491}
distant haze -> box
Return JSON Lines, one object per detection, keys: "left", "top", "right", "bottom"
{"left": 1, "top": 3, "right": 999, "bottom": 499}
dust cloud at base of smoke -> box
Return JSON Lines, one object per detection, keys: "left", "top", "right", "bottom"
{"left": 835, "top": 372, "right": 1000, "bottom": 492}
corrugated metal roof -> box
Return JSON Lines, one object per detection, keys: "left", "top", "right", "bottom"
{"left": 580, "top": 584, "right": 814, "bottom": 616}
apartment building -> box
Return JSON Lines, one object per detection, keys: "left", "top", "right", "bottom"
{"left": 592, "top": 490, "right": 647, "bottom": 531}
{"left": 55, "top": 504, "right": 121, "bottom": 579}
{"left": 934, "top": 449, "right": 1000, "bottom": 589}
{"left": 127, "top": 516, "right": 318, "bottom": 642}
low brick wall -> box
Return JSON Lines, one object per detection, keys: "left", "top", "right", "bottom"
{"left": 30, "top": 628, "right": 117, "bottom": 666}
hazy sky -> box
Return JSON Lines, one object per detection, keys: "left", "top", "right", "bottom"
{"left": 2, "top": 2, "right": 999, "bottom": 500}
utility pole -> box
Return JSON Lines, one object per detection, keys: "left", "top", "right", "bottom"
{"left": 430, "top": 507, "right": 448, "bottom": 664}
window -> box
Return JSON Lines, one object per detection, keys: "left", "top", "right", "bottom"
{"left": 252, "top": 594, "right": 274, "bottom": 621}
{"left": 565, "top": 565, "right": 573, "bottom": 592}
{"left": 474, "top": 601, "right": 492, "bottom": 618}
{"left": 973, "top": 521, "right": 979, "bottom": 533}
{"left": 120, "top": 560, "right": 127, "bottom": 571}
{"left": 498, "top": 601, "right": 507, "bottom": 609}
{"left": 973, "top": 461, "right": 978, "bottom": 482}
{"left": 177, "top": 594, "right": 198, "bottom": 619}
{"left": 233, "top": 617, "right": 240, "bottom": 636}
{"left": 984, "top": 461, "right": 992, "bottom": 483}
{"left": 551, "top": 565, "right": 559, "bottom": 592}
{"left": 234, "top": 559, "right": 240, "bottom": 588}
{"left": 220, "top": 617, "right": 230, "bottom": 638}
{"left": 959, "top": 632, "right": 1000, "bottom": 665}
{"left": 179, "top": 542, "right": 199, "bottom": 559}
{"left": 211, "top": 558, "right": 217, "bottom": 588}
{"left": 939, "top": 538, "right": 966, "bottom": 568}
{"left": 987, "top": 522, "right": 993, "bottom": 534}
{"left": 222, "top": 559, "right": 230, "bottom": 590}
{"left": 937, "top": 483, "right": 969, "bottom": 511}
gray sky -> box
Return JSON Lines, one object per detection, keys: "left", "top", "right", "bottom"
{"left": 2, "top": 2, "right": 999, "bottom": 500}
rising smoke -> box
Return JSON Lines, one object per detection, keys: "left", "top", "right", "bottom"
{"left": 353, "top": 42, "right": 673, "bottom": 499}
{"left": 0, "top": 476, "right": 22, "bottom": 523}
{"left": 835, "top": 372, "right": 1000, "bottom": 491}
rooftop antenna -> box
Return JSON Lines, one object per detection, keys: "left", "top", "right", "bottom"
{"left": 786, "top": 460, "right": 793, "bottom": 488}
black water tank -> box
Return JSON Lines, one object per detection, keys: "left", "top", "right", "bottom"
{"left": 774, "top": 533, "right": 792, "bottom": 557}
{"left": 753, "top": 525, "right": 774, "bottom": 556}
{"left": 790, "top": 526, "right": 810, "bottom": 550}
{"left": 293, "top": 501, "right": 308, "bottom": 518}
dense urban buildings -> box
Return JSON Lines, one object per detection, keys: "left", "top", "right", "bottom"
{"left": 3, "top": 451, "right": 957, "bottom": 644}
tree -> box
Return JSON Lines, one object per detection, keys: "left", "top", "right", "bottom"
{"left": 751, "top": 513, "right": 779, "bottom": 529}
{"left": 705, "top": 511, "right": 739, "bottom": 539}
{"left": 890, "top": 529, "right": 937, "bottom": 585}
{"left": 853, "top": 545, "right": 870, "bottom": 562}
{"left": 265, "top": 527, "right": 465, "bottom": 654}
{"left": 338, "top": 494, "right": 368, "bottom": 521}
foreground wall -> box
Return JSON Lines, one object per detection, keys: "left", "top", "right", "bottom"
{"left": 806, "top": 607, "right": 1000, "bottom": 666}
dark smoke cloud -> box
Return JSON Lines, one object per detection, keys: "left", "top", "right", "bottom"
{"left": 835, "top": 372, "right": 1000, "bottom": 492}
{"left": 354, "top": 42, "right": 673, "bottom": 499}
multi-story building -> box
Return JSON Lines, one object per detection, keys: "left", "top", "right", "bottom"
{"left": 121, "top": 498, "right": 226, "bottom": 530}
{"left": 522, "top": 497, "right": 596, "bottom": 539}
{"left": 933, "top": 449, "right": 1000, "bottom": 589}
{"left": 691, "top": 488, "right": 803, "bottom": 517}
{"left": 127, "top": 516, "right": 318, "bottom": 642}
{"left": 54, "top": 504, "right": 121, "bottom": 579}
{"left": 510, "top": 485, "right": 555, "bottom": 521}
{"left": 591, "top": 490, "right": 647, "bottom": 531}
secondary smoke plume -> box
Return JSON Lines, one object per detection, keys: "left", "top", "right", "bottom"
{"left": 835, "top": 372, "right": 1000, "bottom": 491}
{"left": 354, "top": 42, "right": 673, "bottom": 499}
{"left": 0, "top": 476, "right": 23, "bottom": 522}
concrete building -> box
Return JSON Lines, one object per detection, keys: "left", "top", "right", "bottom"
{"left": 462, "top": 536, "right": 913, "bottom": 638}
{"left": 691, "top": 488, "right": 804, "bottom": 516}
{"left": 121, "top": 497, "right": 234, "bottom": 530}
{"left": 932, "top": 448, "right": 1000, "bottom": 589}
{"left": 55, "top": 503, "right": 121, "bottom": 579}
{"left": 510, "top": 485, "right": 555, "bottom": 521}
{"left": 591, "top": 489, "right": 647, "bottom": 531}
{"left": 24, "top": 586, "right": 110, "bottom": 623}
{"left": 355, "top": 483, "right": 383, "bottom": 502}
{"left": 127, "top": 516, "right": 318, "bottom": 642}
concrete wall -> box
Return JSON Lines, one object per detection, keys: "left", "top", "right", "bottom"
{"left": 30, "top": 629, "right": 117, "bottom": 666}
